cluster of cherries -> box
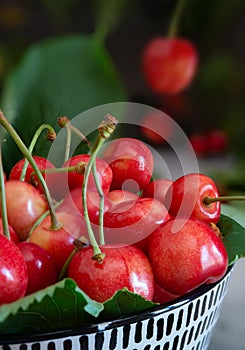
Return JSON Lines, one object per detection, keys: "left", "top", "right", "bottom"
{"left": 0, "top": 111, "right": 229, "bottom": 310}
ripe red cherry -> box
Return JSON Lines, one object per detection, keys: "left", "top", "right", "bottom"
{"left": 103, "top": 197, "right": 170, "bottom": 248}
{"left": 29, "top": 211, "right": 86, "bottom": 272}
{"left": 2, "top": 180, "right": 48, "bottom": 241}
{"left": 141, "top": 179, "right": 172, "bottom": 206}
{"left": 189, "top": 133, "right": 208, "bottom": 157}
{"left": 9, "top": 156, "right": 55, "bottom": 194}
{"left": 206, "top": 129, "right": 228, "bottom": 154}
{"left": 18, "top": 242, "right": 57, "bottom": 295}
{"left": 68, "top": 245, "right": 154, "bottom": 302}
{"left": 142, "top": 37, "right": 198, "bottom": 95}
{"left": 0, "top": 234, "right": 28, "bottom": 305}
{"left": 148, "top": 218, "right": 228, "bottom": 295}
{"left": 58, "top": 187, "right": 111, "bottom": 225}
{"left": 102, "top": 138, "right": 154, "bottom": 191}
{"left": 166, "top": 173, "right": 221, "bottom": 223}
{"left": 107, "top": 189, "right": 138, "bottom": 204}
{"left": 63, "top": 154, "right": 113, "bottom": 193}
{"left": 153, "top": 280, "right": 179, "bottom": 305}
{"left": 140, "top": 111, "right": 173, "bottom": 145}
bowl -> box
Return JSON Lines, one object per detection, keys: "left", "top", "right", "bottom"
{"left": 0, "top": 265, "right": 233, "bottom": 350}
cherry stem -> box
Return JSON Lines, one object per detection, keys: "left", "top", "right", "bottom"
{"left": 57, "top": 116, "right": 91, "bottom": 151}
{"left": 0, "top": 131, "right": 10, "bottom": 239}
{"left": 64, "top": 124, "right": 72, "bottom": 163}
{"left": 82, "top": 114, "right": 118, "bottom": 261}
{"left": 20, "top": 123, "right": 56, "bottom": 181}
{"left": 167, "top": 0, "right": 186, "bottom": 37}
{"left": 204, "top": 195, "right": 245, "bottom": 206}
{"left": 82, "top": 136, "right": 105, "bottom": 259}
{"left": 0, "top": 111, "right": 61, "bottom": 230}
{"left": 92, "top": 161, "right": 105, "bottom": 245}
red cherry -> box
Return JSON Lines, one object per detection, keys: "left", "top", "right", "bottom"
{"left": 0, "top": 235, "right": 28, "bottom": 305}
{"left": 18, "top": 242, "right": 57, "bottom": 294}
{"left": 2, "top": 180, "right": 48, "bottom": 241}
{"left": 166, "top": 173, "right": 221, "bottom": 223}
{"left": 9, "top": 156, "right": 55, "bottom": 194}
{"left": 148, "top": 218, "right": 228, "bottom": 295}
{"left": 102, "top": 138, "right": 154, "bottom": 191}
{"left": 153, "top": 280, "right": 179, "bottom": 305}
{"left": 29, "top": 211, "right": 86, "bottom": 272}
{"left": 142, "top": 37, "right": 198, "bottom": 95}
{"left": 0, "top": 219, "right": 20, "bottom": 244}
{"left": 63, "top": 154, "right": 112, "bottom": 193}
{"left": 206, "top": 129, "right": 228, "bottom": 154}
{"left": 141, "top": 179, "right": 172, "bottom": 206}
{"left": 68, "top": 245, "right": 154, "bottom": 302}
{"left": 189, "top": 133, "right": 208, "bottom": 157}
{"left": 107, "top": 189, "right": 138, "bottom": 204}
{"left": 103, "top": 197, "right": 170, "bottom": 248}
{"left": 58, "top": 187, "right": 111, "bottom": 225}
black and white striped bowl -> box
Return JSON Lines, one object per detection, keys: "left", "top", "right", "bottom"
{"left": 0, "top": 265, "right": 233, "bottom": 350}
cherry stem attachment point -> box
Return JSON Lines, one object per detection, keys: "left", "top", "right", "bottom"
{"left": 0, "top": 111, "right": 61, "bottom": 231}
{"left": 204, "top": 195, "right": 245, "bottom": 206}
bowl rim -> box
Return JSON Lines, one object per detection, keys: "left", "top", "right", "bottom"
{"left": 0, "top": 265, "right": 233, "bottom": 345}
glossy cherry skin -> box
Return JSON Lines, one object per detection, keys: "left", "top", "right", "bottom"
{"left": 153, "top": 280, "right": 179, "bottom": 305}
{"left": 102, "top": 138, "right": 154, "bottom": 191}
{"left": 9, "top": 156, "right": 55, "bottom": 195}
{"left": 63, "top": 154, "right": 113, "bottom": 193}
{"left": 68, "top": 245, "right": 154, "bottom": 302}
{"left": 0, "top": 235, "right": 28, "bottom": 305}
{"left": 166, "top": 173, "right": 221, "bottom": 223}
{"left": 142, "top": 37, "right": 198, "bottom": 94}
{"left": 2, "top": 180, "right": 48, "bottom": 241}
{"left": 148, "top": 218, "right": 228, "bottom": 296}
{"left": 18, "top": 242, "right": 57, "bottom": 295}
{"left": 103, "top": 197, "right": 170, "bottom": 248}
{"left": 107, "top": 189, "right": 139, "bottom": 204}
{"left": 29, "top": 211, "right": 86, "bottom": 272}
{"left": 141, "top": 179, "right": 172, "bottom": 206}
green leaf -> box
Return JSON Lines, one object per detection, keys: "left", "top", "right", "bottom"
{"left": 218, "top": 214, "right": 245, "bottom": 265}
{"left": 0, "top": 278, "right": 103, "bottom": 335}
{"left": 0, "top": 34, "right": 127, "bottom": 173}
{"left": 101, "top": 288, "right": 157, "bottom": 321}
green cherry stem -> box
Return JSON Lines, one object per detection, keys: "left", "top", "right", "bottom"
{"left": 82, "top": 114, "right": 118, "bottom": 262}
{"left": 0, "top": 130, "right": 10, "bottom": 239}
{"left": 0, "top": 111, "right": 61, "bottom": 230}
{"left": 167, "top": 0, "right": 186, "bottom": 38}
{"left": 92, "top": 161, "right": 105, "bottom": 245}
{"left": 204, "top": 195, "right": 245, "bottom": 206}
{"left": 64, "top": 124, "right": 72, "bottom": 163}
{"left": 20, "top": 123, "right": 56, "bottom": 181}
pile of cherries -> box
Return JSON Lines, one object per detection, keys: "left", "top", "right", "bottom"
{"left": 0, "top": 112, "right": 229, "bottom": 310}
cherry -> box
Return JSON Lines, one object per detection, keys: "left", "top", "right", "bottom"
{"left": 206, "top": 129, "right": 228, "bottom": 155}
{"left": 141, "top": 179, "right": 172, "bottom": 206}
{"left": 103, "top": 197, "right": 170, "bottom": 248}
{"left": 0, "top": 219, "right": 20, "bottom": 244}
{"left": 63, "top": 154, "right": 113, "bottom": 193}
{"left": 166, "top": 173, "right": 221, "bottom": 223}
{"left": 189, "top": 133, "right": 208, "bottom": 157}
{"left": 142, "top": 37, "right": 198, "bottom": 95}
{"left": 1, "top": 180, "right": 48, "bottom": 241}
{"left": 18, "top": 242, "right": 57, "bottom": 295}
{"left": 0, "top": 234, "right": 28, "bottom": 305}
{"left": 107, "top": 189, "right": 138, "bottom": 204}
{"left": 153, "top": 280, "right": 179, "bottom": 305}
{"left": 102, "top": 137, "right": 154, "bottom": 191}
{"left": 29, "top": 211, "right": 86, "bottom": 272}
{"left": 9, "top": 156, "right": 56, "bottom": 195}
{"left": 148, "top": 217, "right": 228, "bottom": 295}
{"left": 68, "top": 244, "right": 154, "bottom": 302}
{"left": 58, "top": 187, "right": 111, "bottom": 225}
